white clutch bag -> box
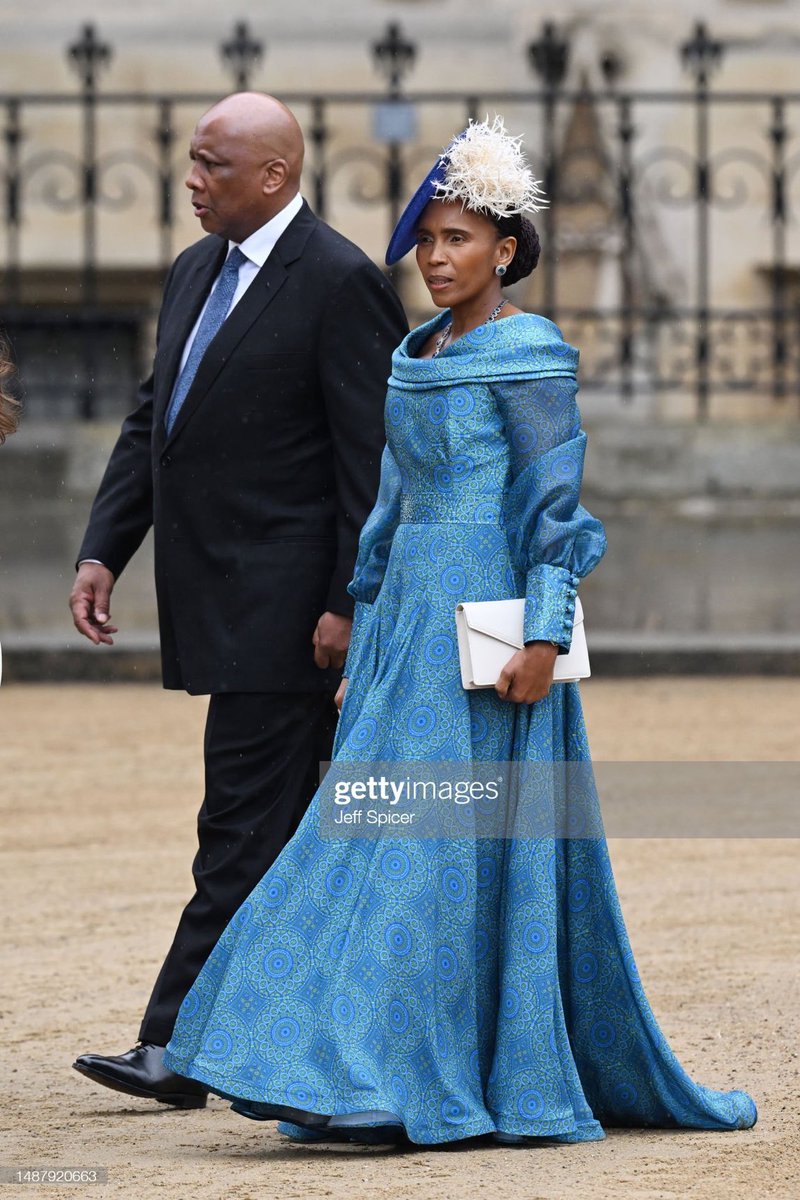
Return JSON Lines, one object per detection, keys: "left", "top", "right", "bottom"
{"left": 455, "top": 596, "right": 589, "bottom": 689}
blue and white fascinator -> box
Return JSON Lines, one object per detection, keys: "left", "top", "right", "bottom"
{"left": 385, "top": 115, "right": 548, "bottom": 265}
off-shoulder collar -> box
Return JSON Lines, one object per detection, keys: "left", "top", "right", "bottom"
{"left": 391, "top": 310, "right": 579, "bottom": 388}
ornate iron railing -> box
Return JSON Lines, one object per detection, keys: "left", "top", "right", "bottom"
{"left": 1, "top": 19, "right": 799, "bottom": 419}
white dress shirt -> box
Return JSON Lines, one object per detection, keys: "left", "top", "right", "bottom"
{"left": 80, "top": 193, "right": 305, "bottom": 571}
{"left": 177, "top": 191, "right": 305, "bottom": 374}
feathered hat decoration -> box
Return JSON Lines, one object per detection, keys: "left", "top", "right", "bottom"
{"left": 432, "top": 115, "right": 547, "bottom": 218}
{"left": 385, "top": 115, "right": 547, "bottom": 265}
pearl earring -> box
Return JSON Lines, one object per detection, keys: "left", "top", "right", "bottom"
{"left": 495, "top": 264, "right": 507, "bottom": 277}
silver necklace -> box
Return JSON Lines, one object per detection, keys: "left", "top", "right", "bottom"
{"left": 432, "top": 299, "right": 507, "bottom": 359}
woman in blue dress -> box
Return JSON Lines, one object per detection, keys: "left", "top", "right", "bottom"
{"left": 163, "top": 118, "right": 757, "bottom": 1146}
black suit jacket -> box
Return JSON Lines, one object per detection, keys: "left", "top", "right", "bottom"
{"left": 78, "top": 202, "right": 408, "bottom": 694}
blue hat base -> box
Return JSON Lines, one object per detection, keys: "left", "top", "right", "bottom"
{"left": 385, "top": 158, "right": 447, "bottom": 266}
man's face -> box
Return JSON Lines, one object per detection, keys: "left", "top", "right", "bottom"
{"left": 185, "top": 113, "right": 272, "bottom": 243}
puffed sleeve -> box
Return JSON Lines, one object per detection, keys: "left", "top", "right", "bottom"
{"left": 343, "top": 441, "right": 402, "bottom": 675}
{"left": 489, "top": 375, "right": 607, "bottom": 652}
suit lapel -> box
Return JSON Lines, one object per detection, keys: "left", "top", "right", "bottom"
{"left": 162, "top": 202, "right": 318, "bottom": 450}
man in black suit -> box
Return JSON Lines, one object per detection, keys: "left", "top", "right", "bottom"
{"left": 69, "top": 93, "right": 407, "bottom": 1107}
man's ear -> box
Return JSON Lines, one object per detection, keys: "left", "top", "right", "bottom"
{"left": 262, "top": 158, "right": 290, "bottom": 195}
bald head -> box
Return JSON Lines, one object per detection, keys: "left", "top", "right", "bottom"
{"left": 186, "top": 92, "right": 305, "bottom": 243}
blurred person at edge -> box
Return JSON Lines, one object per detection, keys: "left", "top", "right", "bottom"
{"left": 0, "top": 337, "right": 19, "bottom": 442}
{"left": 69, "top": 92, "right": 407, "bottom": 1108}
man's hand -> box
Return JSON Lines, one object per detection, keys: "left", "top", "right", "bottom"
{"left": 312, "top": 611, "right": 353, "bottom": 670}
{"left": 69, "top": 563, "right": 118, "bottom": 646}
{"left": 334, "top": 677, "right": 348, "bottom": 712}
{"left": 495, "top": 641, "right": 559, "bottom": 704}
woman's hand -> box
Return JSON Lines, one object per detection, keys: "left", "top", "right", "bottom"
{"left": 334, "top": 677, "right": 349, "bottom": 712}
{"left": 495, "top": 642, "right": 559, "bottom": 704}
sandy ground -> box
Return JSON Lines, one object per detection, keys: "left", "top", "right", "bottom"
{"left": 0, "top": 678, "right": 798, "bottom": 1200}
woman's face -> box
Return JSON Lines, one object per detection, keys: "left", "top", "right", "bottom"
{"left": 414, "top": 200, "right": 515, "bottom": 309}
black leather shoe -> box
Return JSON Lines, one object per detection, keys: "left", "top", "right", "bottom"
{"left": 73, "top": 1042, "right": 208, "bottom": 1108}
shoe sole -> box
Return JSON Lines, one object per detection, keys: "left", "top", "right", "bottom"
{"left": 72, "top": 1062, "right": 207, "bottom": 1109}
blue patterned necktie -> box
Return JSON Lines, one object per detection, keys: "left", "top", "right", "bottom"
{"left": 165, "top": 245, "right": 248, "bottom": 434}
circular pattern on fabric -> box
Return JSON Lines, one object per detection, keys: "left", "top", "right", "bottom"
{"left": 198, "top": 1010, "right": 250, "bottom": 1075}
{"left": 393, "top": 687, "right": 455, "bottom": 757}
{"left": 380, "top": 847, "right": 411, "bottom": 880}
{"left": 501, "top": 986, "right": 520, "bottom": 1019}
{"left": 441, "top": 865, "right": 468, "bottom": 904}
{"left": 251, "top": 998, "right": 316, "bottom": 1065}
{"left": 349, "top": 715, "right": 379, "bottom": 752}
{"left": 517, "top": 1087, "right": 545, "bottom": 1120}
{"left": 203, "top": 1028, "right": 233, "bottom": 1060}
{"left": 348, "top": 1061, "right": 379, "bottom": 1090}
{"left": 551, "top": 451, "right": 580, "bottom": 481}
{"left": 624, "top": 950, "right": 640, "bottom": 982}
{"left": 440, "top": 565, "right": 468, "bottom": 596}
{"left": 522, "top": 920, "right": 550, "bottom": 954}
{"left": 268, "top": 1064, "right": 333, "bottom": 1114}
{"left": 179, "top": 988, "right": 200, "bottom": 1020}
{"left": 387, "top": 395, "right": 405, "bottom": 426}
{"left": 402, "top": 533, "right": 425, "bottom": 566}
{"left": 614, "top": 1081, "right": 638, "bottom": 1108}
{"left": 264, "top": 948, "right": 294, "bottom": 978}
{"left": 286, "top": 1081, "right": 319, "bottom": 1109}
{"left": 369, "top": 904, "right": 429, "bottom": 977}
{"left": 424, "top": 633, "right": 455, "bottom": 666}
{"left": 591, "top": 1019, "right": 617, "bottom": 1049}
{"left": 433, "top": 465, "right": 454, "bottom": 492}
{"left": 325, "top": 865, "right": 353, "bottom": 898}
{"left": 245, "top": 928, "right": 311, "bottom": 996}
{"left": 231, "top": 900, "right": 253, "bottom": 932}
{"left": 305, "top": 843, "right": 369, "bottom": 916}
{"left": 322, "top": 981, "right": 373, "bottom": 1041}
{"left": 474, "top": 928, "right": 490, "bottom": 960}
{"left": 428, "top": 395, "right": 447, "bottom": 425}
{"left": 447, "top": 386, "right": 476, "bottom": 417}
{"left": 376, "top": 980, "right": 427, "bottom": 1056}
{"left": 270, "top": 1016, "right": 301, "bottom": 1046}
{"left": 464, "top": 322, "right": 497, "bottom": 347}
{"left": 370, "top": 840, "right": 430, "bottom": 902}
{"left": 476, "top": 855, "right": 497, "bottom": 889}
{"left": 385, "top": 922, "right": 414, "bottom": 956}
{"left": 511, "top": 422, "right": 538, "bottom": 457}
{"left": 260, "top": 877, "right": 287, "bottom": 910}
{"left": 331, "top": 994, "right": 356, "bottom": 1025}
{"left": 568, "top": 877, "right": 590, "bottom": 912}
{"left": 407, "top": 705, "right": 436, "bottom": 738}
{"left": 473, "top": 498, "right": 504, "bottom": 524}
{"left": 435, "top": 944, "right": 459, "bottom": 982}
{"left": 391, "top": 1075, "right": 409, "bottom": 1106}
{"left": 574, "top": 952, "right": 598, "bottom": 984}
{"left": 450, "top": 454, "right": 474, "bottom": 482}
{"left": 389, "top": 998, "right": 410, "bottom": 1033}
{"left": 469, "top": 710, "right": 490, "bottom": 744}
{"left": 441, "top": 1095, "right": 470, "bottom": 1125}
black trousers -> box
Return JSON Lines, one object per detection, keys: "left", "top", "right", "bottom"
{"left": 139, "top": 690, "right": 338, "bottom": 1045}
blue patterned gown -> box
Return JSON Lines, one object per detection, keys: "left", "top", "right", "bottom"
{"left": 163, "top": 312, "right": 757, "bottom": 1145}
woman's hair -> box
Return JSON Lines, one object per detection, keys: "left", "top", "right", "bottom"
{"left": 0, "top": 336, "right": 20, "bottom": 444}
{"left": 492, "top": 213, "right": 541, "bottom": 287}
